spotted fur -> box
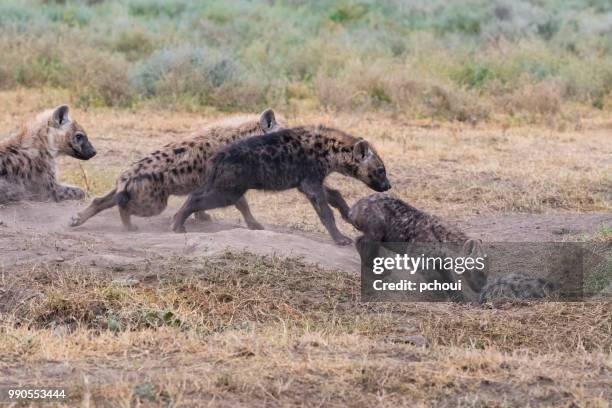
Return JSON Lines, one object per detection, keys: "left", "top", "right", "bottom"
{"left": 479, "top": 274, "right": 557, "bottom": 304}
{"left": 70, "top": 109, "right": 281, "bottom": 231}
{"left": 171, "top": 125, "right": 391, "bottom": 244}
{"left": 0, "top": 105, "right": 96, "bottom": 203}
{"left": 350, "top": 193, "right": 488, "bottom": 301}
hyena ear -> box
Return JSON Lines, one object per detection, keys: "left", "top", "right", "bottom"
{"left": 52, "top": 105, "right": 70, "bottom": 127}
{"left": 462, "top": 239, "right": 483, "bottom": 258}
{"left": 353, "top": 139, "right": 370, "bottom": 160}
{"left": 259, "top": 108, "right": 277, "bottom": 132}
{"left": 462, "top": 238, "right": 487, "bottom": 291}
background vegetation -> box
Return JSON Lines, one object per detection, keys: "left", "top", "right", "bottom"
{"left": 2, "top": 0, "right": 612, "bottom": 121}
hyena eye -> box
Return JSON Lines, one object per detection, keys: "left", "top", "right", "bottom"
{"left": 75, "top": 133, "right": 85, "bottom": 142}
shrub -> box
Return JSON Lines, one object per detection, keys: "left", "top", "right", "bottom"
{"left": 112, "top": 29, "right": 155, "bottom": 61}
{"left": 128, "top": 0, "right": 187, "bottom": 18}
{"left": 1, "top": 0, "right": 612, "bottom": 117}
{"left": 129, "top": 46, "right": 265, "bottom": 110}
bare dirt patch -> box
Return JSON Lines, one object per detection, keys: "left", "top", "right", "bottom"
{"left": 1, "top": 201, "right": 609, "bottom": 273}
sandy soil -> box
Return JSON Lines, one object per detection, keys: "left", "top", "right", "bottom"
{"left": 1, "top": 200, "right": 609, "bottom": 274}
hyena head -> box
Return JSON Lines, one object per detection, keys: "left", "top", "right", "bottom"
{"left": 348, "top": 139, "right": 391, "bottom": 192}
{"left": 258, "top": 108, "right": 283, "bottom": 134}
{"left": 47, "top": 105, "right": 97, "bottom": 160}
{"left": 461, "top": 238, "right": 488, "bottom": 292}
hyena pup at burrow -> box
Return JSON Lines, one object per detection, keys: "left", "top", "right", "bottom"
{"left": 479, "top": 274, "right": 558, "bottom": 304}
{"left": 349, "top": 193, "right": 487, "bottom": 301}
{"left": 70, "top": 109, "right": 281, "bottom": 231}
{"left": 0, "top": 105, "right": 96, "bottom": 203}
{"left": 171, "top": 125, "right": 391, "bottom": 244}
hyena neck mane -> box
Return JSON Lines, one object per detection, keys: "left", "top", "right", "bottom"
{"left": 194, "top": 115, "right": 269, "bottom": 141}
{"left": 192, "top": 110, "right": 282, "bottom": 142}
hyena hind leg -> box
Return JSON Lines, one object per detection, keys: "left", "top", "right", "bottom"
{"left": 193, "top": 211, "right": 212, "bottom": 222}
{"left": 119, "top": 206, "right": 138, "bottom": 232}
{"left": 70, "top": 189, "right": 117, "bottom": 227}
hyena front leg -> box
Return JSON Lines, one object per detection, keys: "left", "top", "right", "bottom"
{"left": 299, "top": 181, "right": 352, "bottom": 246}
{"left": 234, "top": 196, "right": 264, "bottom": 230}
{"left": 324, "top": 186, "right": 351, "bottom": 222}
{"left": 69, "top": 189, "right": 117, "bottom": 227}
{"left": 355, "top": 235, "right": 381, "bottom": 268}
{"left": 53, "top": 183, "right": 86, "bottom": 201}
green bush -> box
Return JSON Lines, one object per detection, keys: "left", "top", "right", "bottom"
{"left": 0, "top": 0, "right": 611, "bottom": 118}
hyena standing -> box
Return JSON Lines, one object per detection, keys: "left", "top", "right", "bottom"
{"left": 0, "top": 105, "right": 96, "bottom": 203}
{"left": 70, "top": 109, "right": 281, "bottom": 231}
{"left": 171, "top": 125, "right": 391, "bottom": 245}
{"left": 349, "top": 193, "right": 488, "bottom": 300}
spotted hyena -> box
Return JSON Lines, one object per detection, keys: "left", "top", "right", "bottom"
{"left": 171, "top": 125, "right": 391, "bottom": 244}
{"left": 0, "top": 105, "right": 96, "bottom": 203}
{"left": 349, "top": 193, "right": 487, "bottom": 300}
{"left": 479, "top": 274, "right": 557, "bottom": 304}
{"left": 70, "top": 109, "right": 281, "bottom": 231}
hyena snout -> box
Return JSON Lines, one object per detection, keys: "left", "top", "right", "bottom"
{"left": 72, "top": 133, "right": 97, "bottom": 160}
{"left": 365, "top": 167, "right": 391, "bottom": 192}
{"left": 372, "top": 172, "right": 391, "bottom": 192}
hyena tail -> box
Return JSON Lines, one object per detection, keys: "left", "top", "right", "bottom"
{"left": 116, "top": 180, "right": 132, "bottom": 208}
{"left": 116, "top": 190, "right": 130, "bottom": 208}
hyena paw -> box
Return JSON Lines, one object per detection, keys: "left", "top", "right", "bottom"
{"left": 69, "top": 214, "right": 82, "bottom": 227}
{"left": 194, "top": 211, "right": 212, "bottom": 222}
{"left": 246, "top": 221, "right": 265, "bottom": 230}
{"left": 172, "top": 224, "right": 186, "bottom": 233}
{"left": 334, "top": 235, "right": 353, "bottom": 246}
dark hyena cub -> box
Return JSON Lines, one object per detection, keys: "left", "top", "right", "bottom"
{"left": 171, "top": 125, "right": 391, "bottom": 244}
{"left": 70, "top": 109, "right": 281, "bottom": 231}
{"left": 479, "top": 274, "right": 557, "bottom": 304}
{"left": 0, "top": 105, "right": 96, "bottom": 203}
{"left": 349, "top": 193, "right": 487, "bottom": 299}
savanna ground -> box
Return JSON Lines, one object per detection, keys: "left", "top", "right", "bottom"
{"left": 0, "top": 89, "right": 611, "bottom": 407}
{"left": 1, "top": 0, "right": 612, "bottom": 406}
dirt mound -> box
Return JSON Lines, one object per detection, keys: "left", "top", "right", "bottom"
{"left": 1, "top": 201, "right": 609, "bottom": 274}
{"left": 0, "top": 201, "right": 360, "bottom": 272}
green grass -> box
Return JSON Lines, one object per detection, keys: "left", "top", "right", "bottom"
{"left": 2, "top": 0, "right": 612, "bottom": 119}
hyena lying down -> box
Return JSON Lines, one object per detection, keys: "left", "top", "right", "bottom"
{"left": 171, "top": 125, "right": 391, "bottom": 244}
{"left": 0, "top": 105, "right": 96, "bottom": 203}
{"left": 70, "top": 109, "right": 281, "bottom": 231}
{"left": 479, "top": 274, "right": 557, "bottom": 304}
{"left": 349, "top": 193, "right": 487, "bottom": 300}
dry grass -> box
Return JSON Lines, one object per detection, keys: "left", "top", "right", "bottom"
{"left": 1, "top": 252, "right": 611, "bottom": 407}
{"left": 1, "top": 89, "right": 610, "bottom": 406}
